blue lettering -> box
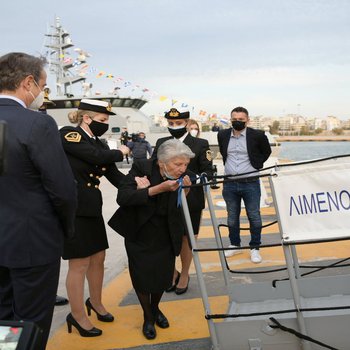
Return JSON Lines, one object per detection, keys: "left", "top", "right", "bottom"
{"left": 339, "top": 190, "right": 350, "bottom": 210}
{"left": 303, "top": 194, "right": 317, "bottom": 214}
{"left": 316, "top": 192, "right": 328, "bottom": 212}
{"left": 327, "top": 191, "right": 339, "bottom": 211}
{"left": 288, "top": 189, "right": 349, "bottom": 216}
{"left": 289, "top": 196, "right": 301, "bottom": 216}
{"left": 298, "top": 196, "right": 304, "bottom": 214}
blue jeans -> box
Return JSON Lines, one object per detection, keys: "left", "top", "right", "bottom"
{"left": 222, "top": 180, "right": 262, "bottom": 248}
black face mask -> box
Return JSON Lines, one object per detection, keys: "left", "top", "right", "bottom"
{"left": 232, "top": 120, "right": 246, "bottom": 131}
{"left": 167, "top": 126, "right": 187, "bottom": 139}
{"left": 89, "top": 120, "right": 109, "bottom": 137}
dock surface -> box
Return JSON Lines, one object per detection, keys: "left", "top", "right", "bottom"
{"left": 47, "top": 159, "right": 350, "bottom": 350}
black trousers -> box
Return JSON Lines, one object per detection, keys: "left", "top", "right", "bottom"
{"left": 0, "top": 260, "right": 60, "bottom": 350}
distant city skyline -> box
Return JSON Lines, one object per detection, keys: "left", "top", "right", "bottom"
{"left": 1, "top": 0, "right": 350, "bottom": 119}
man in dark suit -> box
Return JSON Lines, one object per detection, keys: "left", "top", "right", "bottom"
{"left": 152, "top": 108, "right": 212, "bottom": 294}
{"left": 218, "top": 106, "right": 271, "bottom": 263}
{"left": 38, "top": 88, "right": 70, "bottom": 307}
{"left": 0, "top": 52, "right": 77, "bottom": 349}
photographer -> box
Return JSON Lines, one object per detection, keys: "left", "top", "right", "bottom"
{"left": 127, "top": 132, "right": 153, "bottom": 161}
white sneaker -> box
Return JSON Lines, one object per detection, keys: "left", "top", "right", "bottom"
{"left": 250, "top": 249, "right": 262, "bottom": 263}
{"left": 224, "top": 245, "right": 242, "bottom": 257}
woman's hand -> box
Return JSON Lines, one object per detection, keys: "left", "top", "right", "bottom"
{"left": 148, "top": 179, "right": 179, "bottom": 196}
{"left": 135, "top": 176, "right": 150, "bottom": 189}
{"left": 161, "top": 179, "right": 180, "bottom": 192}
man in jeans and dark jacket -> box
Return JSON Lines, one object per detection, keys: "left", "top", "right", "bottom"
{"left": 218, "top": 106, "right": 271, "bottom": 263}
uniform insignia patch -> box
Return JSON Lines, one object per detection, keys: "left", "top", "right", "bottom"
{"left": 206, "top": 150, "right": 212, "bottom": 161}
{"left": 64, "top": 132, "right": 81, "bottom": 143}
{"left": 169, "top": 108, "right": 180, "bottom": 117}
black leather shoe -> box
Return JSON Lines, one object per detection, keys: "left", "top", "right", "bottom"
{"left": 66, "top": 313, "right": 102, "bottom": 337}
{"left": 165, "top": 271, "right": 180, "bottom": 293}
{"left": 155, "top": 310, "right": 169, "bottom": 328}
{"left": 175, "top": 276, "right": 190, "bottom": 295}
{"left": 142, "top": 320, "right": 156, "bottom": 340}
{"left": 55, "top": 295, "right": 69, "bottom": 306}
{"left": 85, "top": 298, "right": 114, "bottom": 322}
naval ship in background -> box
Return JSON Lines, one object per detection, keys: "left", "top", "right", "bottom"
{"left": 43, "top": 17, "right": 164, "bottom": 144}
{"left": 43, "top": 17, "right": 278, "bottom": 150}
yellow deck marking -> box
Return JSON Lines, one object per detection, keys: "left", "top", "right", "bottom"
{"left": 193, "top": 241, "right": 350, "bottom": 273}
{"left": 202, "top": 206, "right": 276, "bottom": 219}
{"left": 47, "top": 269, "right": 228, "bottom": 350}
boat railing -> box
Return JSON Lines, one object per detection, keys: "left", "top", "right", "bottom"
{"left": 180, "top": 154, "right": 350, "bottom": 350}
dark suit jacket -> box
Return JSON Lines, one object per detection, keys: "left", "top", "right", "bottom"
{"left": 108, "top": 159, "right": 192, "bottom": 256}
{"left": 60, "top": 125, "right": 125, "bottom": 217}
{"left": 0, "top": 98, "right": 77, "bottom": 268}
{"left": 217, "top": 127, "right": 271, "bottom": 170}
{"left": 152, "top": 134, "right": 213, "bottom": 211}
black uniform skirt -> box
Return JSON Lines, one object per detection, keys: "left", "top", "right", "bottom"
{"left": 190, "top": 210, "right": 202, "bottom": 236}
{"left": 125, "top": 215, "right": 175, "bottom": 293}
{"left": 62, "top": 215, "right": 109, "bottom": 260}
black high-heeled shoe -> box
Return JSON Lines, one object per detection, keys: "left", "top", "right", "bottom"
{"left": 66, "top": 313, "right": 102, "bottom": 337}
{"left": 165, "top": 271, "right": 180, "bottom": 293}
{"left": 155, "top": 310, "right": 169, "bottom": 328}
{"left": 175, "top": 276, "right": 190, "bottom": 295}
{"left": 142, "top": 320, "right": 156, "bottom": 340}
{"left": 85, "top": 298, "right": 114, "bottom": 322}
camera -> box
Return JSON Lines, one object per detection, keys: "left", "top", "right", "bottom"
{"left": 0, "top": 320, "right": 42, "bottom": 350}
{"left": 131, "top": 133, "right": 139, "bottom": 142}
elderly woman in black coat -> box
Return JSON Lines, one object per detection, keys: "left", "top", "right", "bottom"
{"left": 108, "top": 139, "right": 194, "bottom": 340}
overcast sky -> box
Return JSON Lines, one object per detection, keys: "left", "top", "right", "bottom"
{"left": 1, "top": 0, "right": 350, "bottom": 119}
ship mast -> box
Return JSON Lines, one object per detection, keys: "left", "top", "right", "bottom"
{"left": 45, "top": 17, "right": 86, "bottom": 97}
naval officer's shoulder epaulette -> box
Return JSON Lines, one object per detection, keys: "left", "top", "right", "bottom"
{"left": 63, "top": 128, "right": 82, "bottom": 143}
{"left": 60, "top": 126, "right": 81, "bottom": 143}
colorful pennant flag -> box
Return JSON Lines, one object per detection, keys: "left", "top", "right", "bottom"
{"left": 96, "top": 71, "right": 105, "bottom": 78}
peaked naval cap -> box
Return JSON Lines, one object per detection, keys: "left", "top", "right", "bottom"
{"left": 78, "top": 99, "right": 116, "bottom": 115}
{"left": 164, "top": 108, "right": 190, "bottom": 120}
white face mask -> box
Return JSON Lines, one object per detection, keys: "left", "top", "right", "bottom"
{"left": 28, "top": 80, "right": 45, "bottom": 110}
{"left": 190, "top": 129, "right": 199, "bottom": 137}
{"left": 163, "top": 164, "right": 178, "bottom": 180}
{"left": 29, "top": 91, "right": 45, "bottom": 110}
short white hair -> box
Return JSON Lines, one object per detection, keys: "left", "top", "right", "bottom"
{"left": 158, "top": 139, "right": 195, "bottom": 163}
